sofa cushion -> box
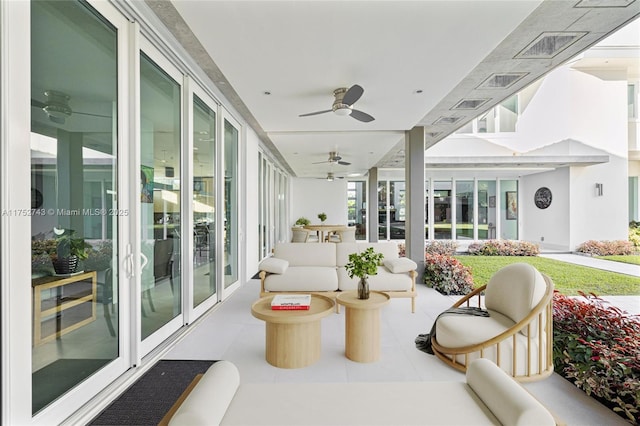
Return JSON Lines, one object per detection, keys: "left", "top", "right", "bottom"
{"left": 264, "top": 266, "right": 338, "bottom": 292}
{"left": 169, "top": 361, "right": 239, "bottom": 426}
{"left": 336, "top": 242, "right": 400, "bottom": 267}
{"left": 259, "top": 257, "right": 289, "bottom": 274}
{"left": 273, "top": 243, "right": 336, "bottom": 267}
{"left": 466, "top": 359, "right": 555, "bottom": 426}
{"left": 484, "top": 263, "right": 546, "bottom": 337}
{"left": 383, "top": 257, "right": 417, "bottom": 274}
{"left": 337, "top": 266, "right": 411, "bottom": 292}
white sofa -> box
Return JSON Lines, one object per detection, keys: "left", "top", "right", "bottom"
{"left": 166, "top": 359, "right": 557, "bottom": 426}
{"left": 258, "top": 242, "right": 418, "bottom": 312}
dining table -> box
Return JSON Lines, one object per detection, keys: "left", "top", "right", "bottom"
{"left": 303, "top": 224, "right": 349, "bottom": 242}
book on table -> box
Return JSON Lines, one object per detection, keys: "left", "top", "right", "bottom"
{"left": 271, "top": 294, "right": 311, "bottom": 310}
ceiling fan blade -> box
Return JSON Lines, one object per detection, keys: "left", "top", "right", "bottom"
{"left": 337, "top": 161, "right": 351, "bottom": 165}
{"left": 49, "top": 115, "right": 66, "bottom": 125}
{"left": 299, "top": 109, "right": 332, "bottom": 117}
{"left": 73, "top": 110, "right": 112, "bottom": 119}
{"left": 342, "top": 84, "right": 364, "bottom": 106}
{"left": 350, "top": 109, "right": 375, "bottom": 122}
{"left": 31, "top": 99, "right": 47, "bottom": 109}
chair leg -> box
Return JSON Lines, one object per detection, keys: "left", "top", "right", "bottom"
{"left": 145, "top": 289, "right": 156, "bottom": 312}
{"left": 103, "top": 303, "right": 116, "bottom": 337}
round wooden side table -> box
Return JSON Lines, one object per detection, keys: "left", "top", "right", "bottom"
{"left": 336, "top": 291, "right": 390, "bottom": 363}
{"left": 251, "top": 294, "right": 335, "bottom": 368}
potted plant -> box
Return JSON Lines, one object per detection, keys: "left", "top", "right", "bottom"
{"left": 294, "top": 217, "right": 311, "bottom": 227}
{"left": 344, "top": 247, "right": 384, "bottom": 299}
{"left": 51, "top": 227, "right": 90, "bottom": 275}
{"left": 317, "top": 212, "right": 327, "bottom": 223}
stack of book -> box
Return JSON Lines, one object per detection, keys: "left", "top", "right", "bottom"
{"left": 271, "top": 294, "right": 312, "bottom": 310}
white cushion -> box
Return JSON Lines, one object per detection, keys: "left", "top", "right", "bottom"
{"left": 169, "top": 361, "right": 240, "bottom": 426}
{"left": 383, "top": 258, "right": 417, "bottom": 273}
{"left": 337, "top": 266, "right": 412, "bottom": 291}
{"left": 484, "top": 263, "right": 546, "bottom": 337}
{"left": 335, "top": 242, "right": 399, "bottom": 267}
{"left": 466, "top": 359, "right": 555, "bottom": 426}
{"left": 274, "top": 243, "right": 336, "bottom": 267}
{"left": 265, "top": 266, "right": 338, "bottom": 292}
{"left": 259, "top": 257, "right": 289, "bottom": 274}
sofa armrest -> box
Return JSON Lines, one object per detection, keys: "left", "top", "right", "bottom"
{"left": 169, "top": 361, "right": 240, "bottom": 426}
{"left": 466, "top": 359, "right": 555, "bottom": 426}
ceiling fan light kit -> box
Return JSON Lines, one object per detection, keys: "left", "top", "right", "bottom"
{"left": 299, "top": 84, "right": 375, "bottom": 122}
{"left": 42, "top": 90, "right": 72, "bottom": 122}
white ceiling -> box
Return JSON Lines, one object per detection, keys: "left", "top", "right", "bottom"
{"left": 149, "top": 0, "right": 640, "bottom": 179}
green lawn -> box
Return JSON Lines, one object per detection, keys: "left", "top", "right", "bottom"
{"left": 454, "top": 256, "right": 640, "bottom": 296}
{"left": 597, "top": 255, "right": 640, "bottom": 265}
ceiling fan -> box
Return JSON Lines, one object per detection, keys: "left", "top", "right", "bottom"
{"left": 299, "top": 84, "right": 375, "bottom": 122}
{"left": 31, "top": 90, "right": 111, "bottom": 124}
{"left": 312, "top": 151, "right": 351, "bottom": 166}
{"left": 316, "top": 172, "right": 344, "bottom": 182}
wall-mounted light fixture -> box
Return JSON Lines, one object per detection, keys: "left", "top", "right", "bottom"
{"left": 595, "top": 183, "right": 603, "bottom": 196}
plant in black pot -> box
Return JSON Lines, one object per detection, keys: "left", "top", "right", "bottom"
{"left": 344, "top": 247, "right": 384, "bottom": 300}
{"left": 51, "top": 227, "right": 90, "bottom": 275}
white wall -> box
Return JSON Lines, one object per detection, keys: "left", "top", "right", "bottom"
{"left": 521, "top": 168, "right": 570, "bottom": 250}
{"left": 290, "top": 177, "right": 348, "bottom": 230}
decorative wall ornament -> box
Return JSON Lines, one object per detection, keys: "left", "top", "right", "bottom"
{"left": 534, "top": 187, "right": 552, "bottom": 209}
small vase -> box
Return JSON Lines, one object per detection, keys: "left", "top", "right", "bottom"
{"left": 357, "top": 278, "right": 369, "bottom": 300}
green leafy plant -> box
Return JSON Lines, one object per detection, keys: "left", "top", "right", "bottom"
{"left": 52, "top": 227, "right": 90, "bottom": 260}
{"left": 344, "top": 247, "right": 384, "bottom": 280}
{"left": 424, "top": 253, "right": 474, "bottom": 295}
{"left": 317, "top": 212, "right": 327, "bottom": 223}
{"left": 294, "top": 217, "right": 311, "bottom": 226}
{"left": 553, "top": 291, "right": 640, "bottom": 423}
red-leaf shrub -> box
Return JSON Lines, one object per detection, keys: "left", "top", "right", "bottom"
{"left": 467, "top": 239, "right": 540, "bottom": 256}
{"left": 397, "top": 241, "right": 459, "bottom": 258}
{"left": 553, "top": 291, "right": 640, "bottom": 423}
{"left": 423, "top": 254, "right": 474, "bottom": 295}
{"left": 575, "top": 240, "right": 634, "bottom": 256}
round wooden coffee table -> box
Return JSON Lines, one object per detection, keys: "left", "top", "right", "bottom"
{"left": 336, "top": 291, "right": 390, "bottom": 363}
{"left": 251, "top": 294, "right": 335, "bottom": 368}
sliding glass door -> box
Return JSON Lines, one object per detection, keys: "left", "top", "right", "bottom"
{"left": 139, "top": 46, "right": 183, "bottom": 344}
{"left": 223, "top": 117, "right": 240, "bottom": 289}
{"left": 30, "top": 0, "right": 126, "bottom": 416}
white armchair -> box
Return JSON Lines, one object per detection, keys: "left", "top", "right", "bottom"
{"left": 431, "top": 263, "right": 554, "bottom": 382}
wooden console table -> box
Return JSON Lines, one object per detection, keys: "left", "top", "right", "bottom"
{"left": 32, "top": 271, "right": 97, "bottom": 346}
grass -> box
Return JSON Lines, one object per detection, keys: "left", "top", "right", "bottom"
{"left": 454, "top": 256, "right": 640, "bottom": 296}
{"left": 597, "top": 255, "right": 640, "bottom": 265}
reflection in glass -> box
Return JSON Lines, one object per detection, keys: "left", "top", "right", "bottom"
{"left": 140, "top": 53, "right": 182, "bottom": 339}
{"left": 434, "top": 181, "right": 452, "bottom": 239}
{"left": 193, "top": 96, "right": 216, "bottom": 306}
{"left": 455, "top": 181, "right": 474, "bottom": 240}
{"left": 224, "top": 120, "right": 238, "bottom": 287}
{"left": 377, "top": 181, "right": 387, "bottom": 239}
{"left": 347, "top": 181, "right": 367, "bottom": 240}
{"left": 478, "top": 181, "right": 497, "bottom": 239}
{"left": 30, "top": 0, "right": 118, "bottom": 413}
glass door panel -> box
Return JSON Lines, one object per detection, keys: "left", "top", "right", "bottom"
{"left": 378, "top": 181, "right": 387, "bottom": 239}
{"left": 193, "top": 95, "right": 216, "bottom": 307}
{"left": 434, "top": 181, "right": 452, "bottom": 239}
{"left": 478, "top": 180, "right": 496, "bottom": 239}
{"left": 501, "top": 180, "right": 518, "bottom": 240}
{"left": 455, "top": 180, "right": 474, "bottom": 239}
{"left": 389, "top": 181, "right": 405, "bottom": 240}
{"left": 139, "top": 52, "right": 182, "bottom": 340}
{"left": 30, "top": 0, "right": 119, "bottom": 413}
{"left": 224, "top": 118, "right": 239, "bottom": 287}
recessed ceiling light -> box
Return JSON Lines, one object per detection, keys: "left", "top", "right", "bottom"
{"left": 452, "top": 98, "right": 490, "bottom": 110}
{"left": 415, "top": 89, "right": 423, "bottom": 94}
{"left": 433, "top": 116, "right": 461, "bottom": 125}
{"left": 263, "top": 91, "right": 271, "bottom": 95}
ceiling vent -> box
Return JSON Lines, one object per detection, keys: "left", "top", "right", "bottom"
{"left": 575, "top": 0, "right": 635, "bottom": 7}
{"left": 452, "top": 98, "right": 490, "bottom": 110}
{"left": 426, "top": 131, "right": 442, "bottom": 138}
{"left": 515, "top": 32, "right": 587, "bottom": 59}
{"left": 433, "top": 116, "right": 462, "bottom": 125}
{"left": 478, "top": 73, "right": 527, "bottom": 89}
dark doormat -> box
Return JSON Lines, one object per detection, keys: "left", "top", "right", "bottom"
{"left": 33, "top": 358, "right": 111, "bottom": 414}
{"left": 90, "top": 360, "right": 216, "bottom": 426}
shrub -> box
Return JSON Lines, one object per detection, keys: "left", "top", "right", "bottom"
{"left": 397, "top": 241, "right": 458, "bottom": 258}
{"left": 425, "top": 240, "right": 458, "bottom": 256}
{"left": 467, "top": 239, "right": 539, "bottom": 256}
{"left": 553, "top": 291, "right": 640, "bottom": 424}
{"left": 629, "top": 223, "right": 640, "bottom": 251}
{"left": 423, "top": 254, "right": 474, "bottom": 295}
{"left": 575, "top": 240, "right": 633, "bottom": 256}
